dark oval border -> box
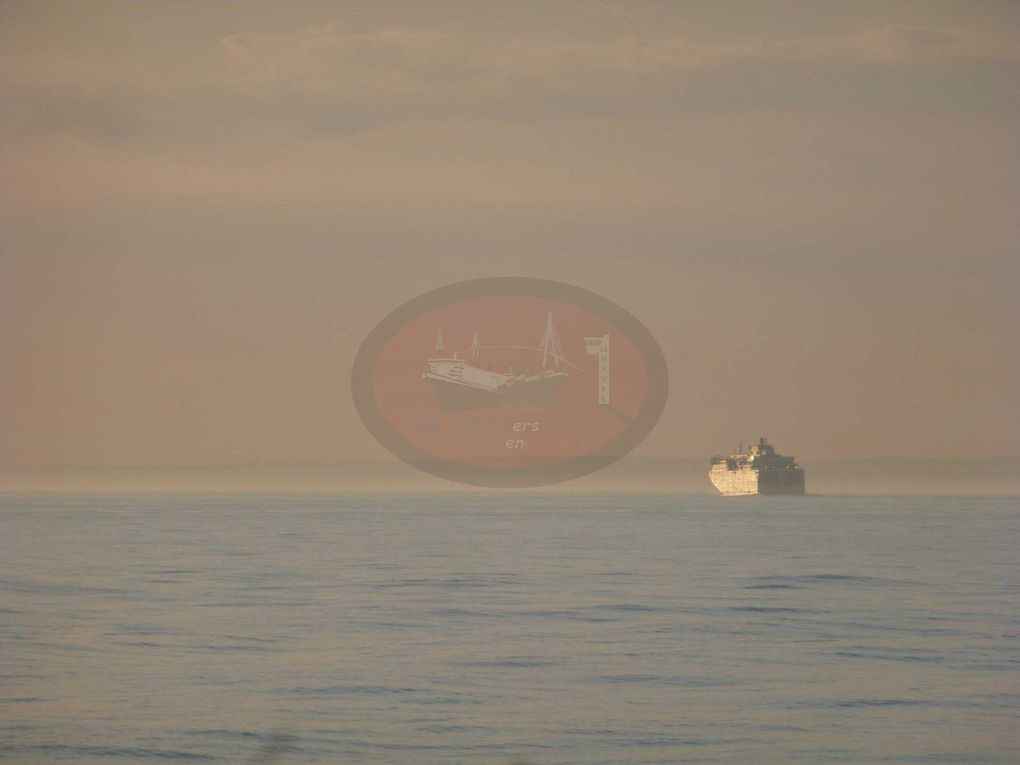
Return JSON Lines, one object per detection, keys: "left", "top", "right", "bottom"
{"left": 351, "top": 277, "right": 669, "bottom": 487}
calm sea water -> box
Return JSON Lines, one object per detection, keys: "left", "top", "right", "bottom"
{"left": 1, "top": 492, "right": 1017, "bottom": 765}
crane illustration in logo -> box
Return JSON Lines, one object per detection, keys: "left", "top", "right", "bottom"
{"left": 421, "top": 313, "right": 611, "bottom": 412}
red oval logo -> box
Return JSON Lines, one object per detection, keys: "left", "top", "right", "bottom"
{"left": 352, "top": 278, "right": 667, "bottom": 486}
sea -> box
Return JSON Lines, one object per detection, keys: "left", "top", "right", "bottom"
{"left": 1, "top": 491, "right": 1017, "bottom": 765}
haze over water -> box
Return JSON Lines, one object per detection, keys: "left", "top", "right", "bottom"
{"left": 4, "top": 1, "right": 1018, "bottom": 467}
{"left": 3, "top": 2, "right": 1018, "bottom": 763}
{"left": 2, "top": 491, "right": 1017, "bottom": 765}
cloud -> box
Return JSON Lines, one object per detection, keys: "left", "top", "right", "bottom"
{"left": 1, "top": 20, "right": 1015, "bottom": 151}
{"left": 219, "top": 22, "right": 454, "bottom": 93}
{"left": 847, "top": 25, "right": 1012, "bottom": 63}
{"left": 216, "top": 23, "right": 1018, "bottom": 87}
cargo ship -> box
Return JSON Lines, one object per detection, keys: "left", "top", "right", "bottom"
{"left": 709, "top": 437, "right": 805, "bottom": 496}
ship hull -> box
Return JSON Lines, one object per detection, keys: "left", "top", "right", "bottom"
{"left": 709, "top": 466, "right": 805, "bottom": 496}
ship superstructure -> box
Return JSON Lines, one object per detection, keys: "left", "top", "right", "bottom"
{"left": 709, "top": 437, "right": 805, "bottom": 496}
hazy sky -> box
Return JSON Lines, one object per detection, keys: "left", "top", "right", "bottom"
{"left": 3, "top": 1, "right": 1018, "bottom": 467}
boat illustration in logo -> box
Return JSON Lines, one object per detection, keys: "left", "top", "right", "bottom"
{"left": 422, "top": 312, "right": 573, "bottom": 411}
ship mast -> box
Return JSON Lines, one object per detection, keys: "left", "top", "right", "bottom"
{"left": 470, "top": 331, "right": 481, "bottom": 358}
{"left": 435, "top": 326, "right": 445, "bottom": 353}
